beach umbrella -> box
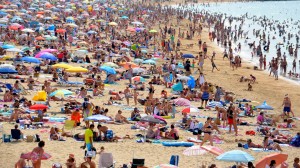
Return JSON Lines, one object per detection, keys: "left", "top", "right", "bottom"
{"left": 1, "top": 44, "right": 15, "bottom": 49}
{"left": 120, "top": 48, "right": 130, "bottom": 52}
{"left": 141, "top": 49, "right": 147, "bottom": 53}
{"left": 216, "top": 150, "right": 254, "bottom": 163}
{"left": 85, "top": 114, "right": 111, "bottom": 121}
{"left": 133, "top": 59, "right": 143, "bottom": 64}
{"left": 100, "top": 66, "right": 116, "bottom": 75}
{"left": 176, "top": 74, "right": 191, "bottom": 81}
{"left": 153, "top": 164, "right": 178, "bottom": 168}
{"left": 6, "top": 48, "right": 23, "bottom": 52}
{"left": 21, "top": 152, "right": 51, "bottom": 160}
{"left": 65, "top": 67, "right": 88, "bottom": 73}
{"left": 74, "top": 49, "right": 88, "bottom": 56}
{"left": 182, "top": 54, "right": 195, "bottom": 58}
{"left": 255, "top": 101, "right": 274, "bottom": 110}
{"left": 52, "top": 63, "right": 73, "bottom": 69}
{"left": 132, "top": 67, "right": 145, "bottom": 74}
{"left": 108, "top": 22, "right": 118, "bottom": 26}
{"left": 140, "top": 115, "right": 167, "bottom": 125}
{"left": 87, "top": 30, "right": 97, "bottom": 35}
{"left": 142, "top": 59, "right": 156, "bottom": 65}
{"left": 41, "top": 49, "right": 58, "bottom": 53}
{"left": 183, "top": 146, "right": 207, "bottom": 156}
{"left": 22, "top": 28, "right": 35, "bottom": 33}
{"left": 120, "top": 62, "right": 139, "bottom": 69}
{"left": 132, "top": 76, "right": 146, "bottom": 82}
{"left": 201, "top": 146, "right": 224, "bottom": 156}
{"left": 21, "top": 57, "right": 41, "bottom": 64}
{"left": 45, "top": 36, "right": 57, "bottom": 41}
{"left": 173, "top": 98, "right": 191, "bottom": 106}
{"left": 0, "top": 64, "right": 15, "bottom": 70}
{"left": 49, "top": 89, "right": 73, "bottom": 97}
{"left": 103, "top": 62, "right": 119, "bottom": 68}
{"left": 29, "top": 104, "right": 48, "bottom": 110}
{"left": 40, "top": 53, "right": 57, "bottom": 61}
{"left": 182, "top": 107, "right": 200, "bottom": 113}
{"left": 0, "top": 68, "right": 17, "bottom": 74}
{"left": 131, "top": 21, "right": 143, "bottom": 25}
{"left": 121, "top": 15, "right": 128, "bottom": 19}
{"left": 35, "top": 36, "right": 45, "bottom": 41}
{"left": 35, "top": 52, "right": 53, "bottom": 58}
{"left": 56, "top": 28, "right": 66, "bottom": 33}
{"left": 255, "top": 153, "right": 288, "bottom": 168}
{"left": 149, "top": 29, "right": 158, "bottom": 33}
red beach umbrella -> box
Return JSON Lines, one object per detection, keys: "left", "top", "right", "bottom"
{"left": 29, "top": 104, "right": 48, "bottom": 110}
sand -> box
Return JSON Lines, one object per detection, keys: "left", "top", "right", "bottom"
{"left": 0, "top": 0, "right": 300, "bottom": 168}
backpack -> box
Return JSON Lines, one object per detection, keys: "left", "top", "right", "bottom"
{"left": 82, "top": 102, "right": 88, "bottom": 109}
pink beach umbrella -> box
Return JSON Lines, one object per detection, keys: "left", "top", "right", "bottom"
{"left": 201, "top": 145, "right": 224, "bottom": 156}
{"left": 35, "top": 52, "right": 52, "bottom": 58}
{"left": 173, "top": 98, "right": 191, "bottom": 106}
{"left": 41, "top": 49, "right": 58, "bottom": 53}
{"left": 183, "top": 146, "right": 207, "bottom": 156}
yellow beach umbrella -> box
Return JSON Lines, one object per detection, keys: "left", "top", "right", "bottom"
{"left": 65, "top": 67, "right": 88, "bottom": 73}
{"left": 108, "top": 22, "right": 118, "bottom": 26}
{"left": 52, "top": 63, "right": 73, "bottom": 69}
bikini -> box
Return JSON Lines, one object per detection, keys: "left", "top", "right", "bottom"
{"left": 203, "top": 124, "right": 212, "bottom": 135}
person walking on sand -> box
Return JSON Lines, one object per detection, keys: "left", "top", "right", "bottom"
{"left": 200, "top": 117, "right": 214, "bottom": 146}
{"left": 31, "top": 141, "right": 45, "bottom": 168}
{"left": 210, "top": 57, "right": 220, "bottom": 72}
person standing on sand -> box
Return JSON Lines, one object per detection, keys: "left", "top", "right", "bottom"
{"left": 282, "top": 94, "right": 294, "bottom": 117}
{"left": 31, "top": 141, "right": 45, "bottom": 168}
{"left": 198, "top": 53, "right": 204, "bottom": 72}
{"left": 124, "top": 86, "right": 131, "bottom": 106}
{"left": 210, "top": 57, "right": 220, "bottom": 72}
{"left": 84, "top": 124, "right": 94, "bottom": 152}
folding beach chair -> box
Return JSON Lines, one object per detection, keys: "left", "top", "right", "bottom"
{"left": 63, "top": 120, "right": 75, "bottom": 136}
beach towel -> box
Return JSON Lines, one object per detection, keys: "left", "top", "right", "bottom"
{"left": 171, "top": 82, "right": 183, "bottom": 92}
{"left": 250, "top": 148, "right": 276, "bottom": 152}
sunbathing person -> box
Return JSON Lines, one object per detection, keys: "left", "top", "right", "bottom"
{"left": 115, "top": 110, "right": 130, "bottom": 124}
{"left": 92, "top": 85, "right": 103, "bottom": 96}
{"left": 50, "top": 125, "right": 60, "bottom": 140}
{"left": 80, "top": 155, "right": 96, "bottom": 168}
{"left": 146, "top": 124, "right": 160, "bottom": 139}
{"left": 263, "top": 136, "right": 283, "bottom": 151}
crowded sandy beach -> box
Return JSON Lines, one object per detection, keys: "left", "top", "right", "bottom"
{"left": 0, "top": 0, "right": 299, "bottom": 167}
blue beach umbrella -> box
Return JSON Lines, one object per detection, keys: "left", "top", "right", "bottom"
{"left": 0, "top": 11, "right": 8, "bottom": 16}
{"left": 182, "top": 54, "right": 195, "bottom": 58}
{"left": 1, "top": 44, "right": 15, "bottom": 49}
{"left": 255, "top": 101, "right": 274, "bottom": 110}
{"left": 40, "top": 54, "right": 57, "bottom": 61}
{"left": 87, "top": 30, "right": 97, "bottom": 34}
{"left": 0, "top": 68, "right": 18, "bottom": 74}
{"left": 142, "top": 59, "right": 156, "bottom": 65}
{"left": 216, "top": 150, "right": 254, "bottom": 163}
{"left": 121, "top": 15, "right": 128, "bottom": 19}
{"left": 21, "top": 57, "right": 41, "bottom": 64}
{"left": 100, "top": 66, "right": 116, "bottom": 75}
{"left": 134, "top": 58, "right": 143, "bottom": 64}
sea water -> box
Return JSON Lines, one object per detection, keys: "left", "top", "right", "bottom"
{"left": 174, "top": 1, "right": 300, "bottom": 82}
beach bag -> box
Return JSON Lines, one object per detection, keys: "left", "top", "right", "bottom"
{"left": 170, "top": 155, "right": 179, "bottom": 166}
{"left": 106, "top": 130, "right": 114, "bottom": 140}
